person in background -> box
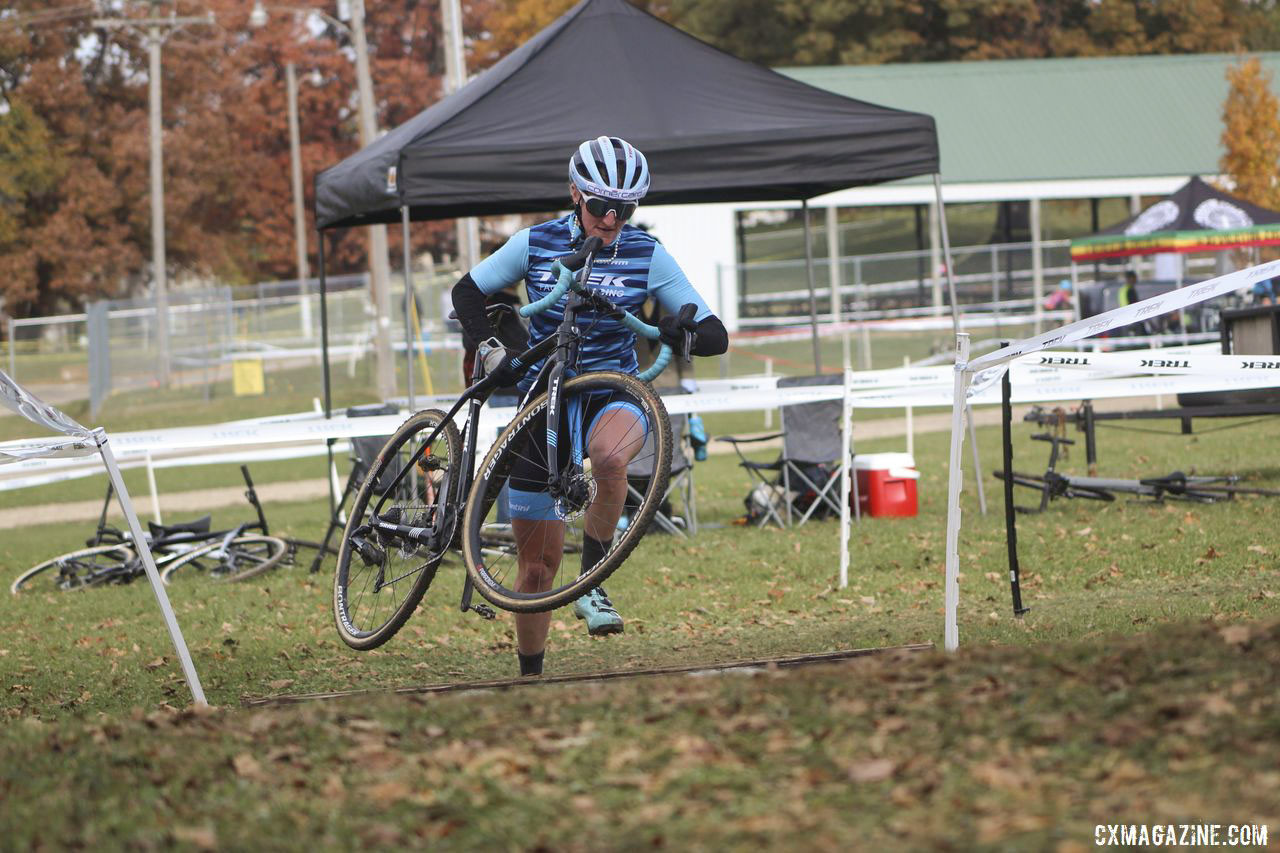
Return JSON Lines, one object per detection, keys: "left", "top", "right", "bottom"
{"left": 1253, "top": 276, "right": 1278, "bottom": 306}
{"left": 1118, "top": 270, "right": 1139, "bottom": 307}
{"left": 1044, "top": 279, "right": 1072, "bottom": 311}
{"left": 1117, "top": 270, "right": 1144, "bottom": 336}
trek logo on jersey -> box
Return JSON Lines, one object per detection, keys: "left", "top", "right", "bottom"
{"left": 534, "top": 269, "right": 634, "bottom": 292}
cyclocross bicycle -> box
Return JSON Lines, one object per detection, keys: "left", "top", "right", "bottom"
{"left": 11, "top": 465, "right": 288, "bottom": 593}
{"left": 333, "top": 236, "right": 693, "bottom": 650}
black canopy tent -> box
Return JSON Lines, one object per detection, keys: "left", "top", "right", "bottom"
{"left": 311, "top": 0, "right": 953, "bottom": 418}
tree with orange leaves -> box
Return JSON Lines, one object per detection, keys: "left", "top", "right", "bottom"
{"left": 1220, "top": 56, "right": 1280, "bottom": 211}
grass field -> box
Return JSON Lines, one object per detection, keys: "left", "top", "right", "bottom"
{"left": 2, "top": 389, "right": 1278, "bottom": 847}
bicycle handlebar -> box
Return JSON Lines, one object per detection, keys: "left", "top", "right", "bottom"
{"left": 516, "top": 236, "right": 677, "bottom": 383}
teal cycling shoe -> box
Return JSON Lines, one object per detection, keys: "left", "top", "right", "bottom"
{"left": 572, "top": 586, "right": 624, "bottom": 636}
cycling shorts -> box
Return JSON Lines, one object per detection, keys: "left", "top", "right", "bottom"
{"left": 506, "top": 388, "right": 648, "bottom": 521}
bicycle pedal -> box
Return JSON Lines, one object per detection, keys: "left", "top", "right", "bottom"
{"left": 470, "top": 603, "right": 497, "bottom": 620}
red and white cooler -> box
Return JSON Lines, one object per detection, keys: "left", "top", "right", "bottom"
{"left": 854, "top": 452, "right": 919, "bottom": 518}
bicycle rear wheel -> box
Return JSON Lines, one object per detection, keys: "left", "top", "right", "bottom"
{"left": 333, "top": 409, "right": 462, "bottom": 650}
{"left": 11, "top": 545, "right": 138, "bottom": 594}
{"left": 159, "top": 535, "right": 289, "bottom": 584}
{"left": 461, "top": 372, "right": 672, "bottom": 614}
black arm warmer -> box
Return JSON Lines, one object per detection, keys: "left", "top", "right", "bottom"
{"left": 692, "top": 315, "right": 728, "bottom": 357}
{"left": 451, "top": 274, "right": 496, "bottom": 348}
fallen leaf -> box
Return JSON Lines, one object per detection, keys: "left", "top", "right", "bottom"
{"left": 1201, "top": 694, "right": 1236, "bottom": 716}
{"left": 172, "top": 826, "right": 217, "bottom": 850}
{"left": 1247, "top": 544, "right": 1271, "bottom": 555}
{"left": 145, "top": 657, "right": 166, "bottom": 671}
{"left": 268, "top": 679, "right": 294, "bottom": 690}
{"left": 1219, "top": 625, "right": 1251, "bottom": 646}
{"left": 1200, "top": 546, "right": 1220, "bottom": 560}
{"left": 231, "top": 753, "right": 264, "bottom": 780}
{"left": 848, "top": 758, "right": 896, "bottom": 783}
{"left": 365, "top": 781, "right": 412, "bottom": 806}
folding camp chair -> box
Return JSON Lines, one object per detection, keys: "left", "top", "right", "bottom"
{"left": 625, "top": 411, "right": 697, "bottom": 537}
{"left": 721, "top": 374, "right": 853, "bottom": 527}
{"left": 308, "top": 403, "right": 400, "bottom": 572}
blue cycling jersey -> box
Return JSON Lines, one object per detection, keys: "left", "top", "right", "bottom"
{"left": 469, "top": 214, "right": 712, "bottom": 388}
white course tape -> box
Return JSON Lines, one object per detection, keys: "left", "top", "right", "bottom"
{"left": 1022, "top": 350, "right": 1280, "bottom": 375}
{"left": 971, "top": 259, "right": 1280, "bottom": 371}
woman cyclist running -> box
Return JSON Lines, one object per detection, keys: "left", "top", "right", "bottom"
{"left": 451, "top": 136, "right": 728, "bottom": 676}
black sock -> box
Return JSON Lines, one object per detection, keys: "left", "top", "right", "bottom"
{"left": 580, "top": 534, "right": 612, "bottom": 578}
{"left": 518, "top": 650, "right": 544, "bottom": 677}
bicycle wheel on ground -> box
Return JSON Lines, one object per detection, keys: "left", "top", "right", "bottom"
{"left": 159, "top": 535, "right": 289, "bottom": 584}
{"left": 333, "top": 409, "right": 463, "bottom": 651}
{"left": 11, "top": 545, "right": 138, "bottom": 594}
{"left": 461, "top": 371, "right": 672, "bottom": 614}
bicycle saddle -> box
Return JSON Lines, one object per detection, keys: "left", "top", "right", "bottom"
{"left": 148, "top": 515, "right": 212, "bottom": 540}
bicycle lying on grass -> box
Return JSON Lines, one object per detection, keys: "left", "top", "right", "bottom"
{"left": 993, "top": 428, "right": 1280, "bottom": 512}
{"left": 10, "top": 465, "right": 288, "bottom": 593}
{"left": 333, "top": 236, "right": 693, "bottom": 650}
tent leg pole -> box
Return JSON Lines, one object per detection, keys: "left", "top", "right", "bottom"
{"left": 966, "top": 402, "right": 987, "bottom": 515}
{"left": 318, "top": 230, "right": 336, "bottom": 520}
{"left": 838, "top": 366, "right": 852, "bottom": 588}
{"left": 1070, "top": 261, "right": 1081, "bottom": 351}
{"left": 402, "top": 206, "right": 415, "bottom": 412}
{"left": 933, "top": 174, "right": 962, "bottom": 336}
{"left": 802, "top": 198, "right": 822, "bottom": 373}
{"left": 944, "top": 333, "right": 971, "bottom": 652}
{"left": 97, "top": 434, "right": 207, "bottom": 706}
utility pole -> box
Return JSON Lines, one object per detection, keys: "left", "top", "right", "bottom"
{"left": 286, "top": 62, "right": 308, "bottom": 291}
{"left": 442, "top": 0, "right": 480, "bottom": 271}
{"left": 93, "top": 1, "right": 211, "bottom": 388}
{"left": 349, "top": 0, "right": 397, "bottom": 400}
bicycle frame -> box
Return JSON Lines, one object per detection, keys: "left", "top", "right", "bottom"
{"left": 357, "top": 242, "right": 663, "bottom": 618}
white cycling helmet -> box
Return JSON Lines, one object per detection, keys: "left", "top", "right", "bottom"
{"left": 569, "top": 136, "right": 650, "bottom": 202}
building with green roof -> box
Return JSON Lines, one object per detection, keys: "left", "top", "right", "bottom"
{"left": 642, "top": 52, "right": 1280, "bottom": 332}
{"left": 784, "top": 52, "right": 1279, "bottom": 188}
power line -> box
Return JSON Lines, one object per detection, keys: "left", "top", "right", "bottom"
{"left": 1, "top": 6, "right": 98, "bottom": 30}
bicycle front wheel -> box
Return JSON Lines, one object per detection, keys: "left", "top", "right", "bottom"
{"left": 461, "top": 372, "right": 672, "bottom": 613}
{"left": 11, "top": 545, "right": 138, "bottom": 594}
{"left": 159, "top": 535, "right": 289, "bottom": 584}
{"left": 334, "top": 409, "right": 463, "bottom": 651}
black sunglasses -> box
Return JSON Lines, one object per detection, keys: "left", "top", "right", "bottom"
{"left": 582, "top": 194, "right": 637, "bottom": 221}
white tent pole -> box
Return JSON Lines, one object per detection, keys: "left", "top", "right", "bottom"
{"left": 838, "top": 366, "right": 853, "bottom": 588}
{"left": 904, "top": 354, "right": 914, "bottom": 458}
{"left": 96, "top": 432, "right": 207, "bottom": 706}
{"left": 145, "top": 450, "right": 161, "bottom": 524}
{"left": 1070, "top": 260, "right": 1082, "bottom": 352}
{"left": 933, "top": 174, "right": 961, "bottom": 333}
{"left": 802, "top": 199, "right": 822, "bottom": 372}
{"left": 944, "top": 333, "right": 971, "bottom": 652}
{"left": 966, "top": 403, "right": 987, "bottom": 516}
{"left": 934, "top": 174, "right": 985, "bottom": 516}
{"left": 402, "top": 206, "right": 415, "bottom": 412}
{"left": 1031, "top": 197, "right": 1044, "bottom": 335}
{"left": 826, "top": 205, "right": 851, "bottom": 371}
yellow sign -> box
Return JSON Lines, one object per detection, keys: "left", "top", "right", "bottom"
{"left": 232, "top": 357, "right": 265, "bottom": 396}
